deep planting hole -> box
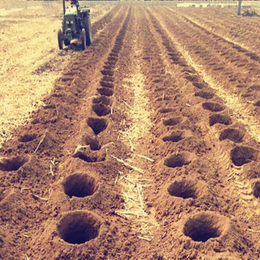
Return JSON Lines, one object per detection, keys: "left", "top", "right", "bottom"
{"left": 93, "top": 96, "right": 112, "bottom": 106}
{"left": 101, "top": 75, "right": 114, "bottom": 82}
{"left": 254, "top": 101, "right": 260, "bottom": 107}
{"left": 0, "top": 156, "right": 28, "bottom": 171}
{"left": 108, "top": 56, "right": 118, "bottom": 62}
{"left": 184, "top": 213, "right": 225, "bottom": 242}
{"left": 97, "top": 88, "right": 114, "bottom": 97}
{"left": 185, "top": 75, "right": 199, "bottom": 83}
{"left": 248, "top": 84, "right": 260, "bottom": 92}
{"left": 219, "top": 128, "right": 244, "bottom": 143}
{"left": 104, "top": 60, "right": 116, "bottom": 66}
{"left": 57, "top": 211, "right": 100, "bottom": 244}
{"left": 202, "top": 102, "right": 225, "bottom": 112}
{"left": 63, "top": 173, "right": 96, "bottom": 198}
{"left": 75, "top": 153, "right": 95, "bottom": 163}
{"left": 111, "top": 47, "right": 120, "bottom": 53}
{"left": 163, "top": 117, "right": 182, "bottom": 126}
{"left": 109, "top": 53, "right": 118, "bottom": 58}
{"left": 164, "top": 153, "right": 192, "bottom": 168}
{"left": 253, "top": 181, "right": 260, "bottom": 198}
{"left": 209, "top": 114, "right": 232, "bottom": 126}
{"left": 158, "top": 108, "right": 174, "bottom": 113}
{"left": 103, "top": 65, "right": 115, "bottom": 71}
{"left": 101, "top": 70, "right": 114, "bottom": 77}
{"left": 236, "top": 84, "right": 247, "bottom": 88}
{"left": 100, "top": 81, "right": 114, "bottom": 89}
{"left": 231, "top": 146, "right": 258, "bottom": 166}
{"left": 92, "top": 104, "right": 111, "bottom": 117}
{"left": 195, "top": 91, "right": 214, "bottom": 99}
{"left": 193, "top": 82, "right": 207, "bottom": 89}
{"left": 18, "top": 133, "right": 37, "bottom": 142}
{"left": 87, "top": 117, "right": 107, "bottom": 135}
{"left": 168, "top": 179, "right": 197, "bottom": 199}
{"left": 162, "top": 131, "right": 184, "bottom": 142}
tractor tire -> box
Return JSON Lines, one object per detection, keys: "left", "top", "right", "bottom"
{"left": 81, "top": 28, "right": 86, "bottom": 50}
{"left": 58, "top": 29, "right": 63, "bottom": 50}
{"left": 85, "top": 19, "right": 92, "bottom": 46}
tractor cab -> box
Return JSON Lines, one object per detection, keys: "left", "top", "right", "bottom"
{"left": 57, "top": 0, "right": 92, "bottom": 50}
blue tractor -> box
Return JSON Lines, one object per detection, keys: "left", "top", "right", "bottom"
{"left": 58, "top": 0, "right": 92, "bottom": 50}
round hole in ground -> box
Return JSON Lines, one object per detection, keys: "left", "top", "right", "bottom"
{"left": 195, "top": 91, "right": 214, "bottom": 99}
{"left": 103, "top": 65, "right": 115, "bottom": 70}
{"left": 92, "top": 96, "right": 112, "bottom": 106}
{"left": 97, "top": 88, "right": 114, "bottom": 97}
{"left": 183, "top": 212, "right": 227, "bottom": 242}
{"left": 219, "top": 128, "right": 244, "bottom": 143}
{"left": 236, "top": 84, "right": 247, "bottom": 88}
{"left": 101, "top": 70, "right": 114, "bottom": 77}
{"left": 108, "top": 56, "right": 118, "bottom": 62}
{"left": 57, "top": 211, "right": 100, "bottom": 244}
{"left": 193, "top": 82, "right": 207, "bottom": 89}
{"left": 153, "top": 78, "right": 163, "bottom": 83}
{"left": 87, "top": 117, "right": 107, "bottom": 135}
{"left": 63, "top": 173, "right": 96, "bottom": 198}
{"left": 18, "top": 133, "right": 37, "bottom": 143}
{"left": 0, "top": 156, "right": 28, "bottom": 171}
{"left": 114, "top": 43, "right": 122, "bottom": 49}
{"left": 162, "top": 131, "right": 184, "bottom": 142}
{"left": 185, "top": 75, "right": 199, "bottom": 83}
{"left": 209, "top": 114, "right": 231, "bottom": 126}
{"left": 168, "top": 179, "right": 197, "bottom": 199}
{"left": 163, "top": 117, "right": 182, "bottom": 126}
{"left": 230, "top": 146, "right": 258, "bottom": 166}
{"left": 248, "top": 84, "right": 260, "bottom": 92}
{"left": 92, "top": 104, "right": 111, "bottom": 117}
{"left": 254, "top": 101, "right": 260, "bottom": 107}
{"left": 164, "top": 153, "right": 192, "bottom": 168}
{"left": 202, "top": 102, "right": 225, "bottom": 112}
{"left": 158, "top": 108, "right": 174, "bottom": 114}
{"left": 100, "top": 81, "right": 114, "bottom": 89}
{"left": 155, "top": 87, "right": 166, "bottom": 92}
{"left": 109, "top": 53, "right": 118, "bottom": 58}
{"left": 111, "top": 48, "right": 120, "bottom": 53}
{"left": 104, "top": 60, "right": 116, "bottom": 66}
{"left": 253, "top": 181, "right": 260, "bottom": 198}
{"left": 101, "top": 76, "right": 114, "bottom": 82}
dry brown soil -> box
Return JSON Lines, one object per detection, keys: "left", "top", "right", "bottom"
{"left": 1, "top": 4, "right": 260, "bottom": 260}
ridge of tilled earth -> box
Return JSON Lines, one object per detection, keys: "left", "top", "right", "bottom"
{"left": 175, "top": 7, "right": 260, "bottom": 52}
{"left": 1, "top": 5, "right": 260, "bottom": 260}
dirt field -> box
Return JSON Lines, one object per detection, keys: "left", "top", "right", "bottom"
{"left": 2, "top": 3, "right": 260, "bottom": 260}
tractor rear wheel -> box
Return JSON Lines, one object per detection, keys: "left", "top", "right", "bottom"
{"left": 81, "top": 28, "right": 86, "bottom": 50}
{"left": 58, "top": 29, "right": 63, "bottom": 50}
{"left": 85, "top": 20, "right": 92, "bottom": 46}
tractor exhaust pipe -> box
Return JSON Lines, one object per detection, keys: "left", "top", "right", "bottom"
{"left": 63, "top": 0, "right": 65, "bottom": 17}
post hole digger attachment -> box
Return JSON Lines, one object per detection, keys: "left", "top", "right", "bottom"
{"left": 58, "top": 0, "right": 92, "bottom": 50}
